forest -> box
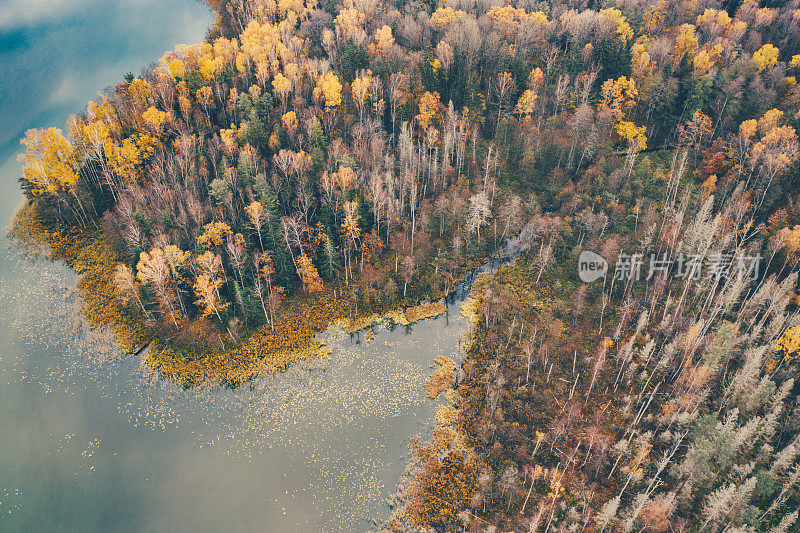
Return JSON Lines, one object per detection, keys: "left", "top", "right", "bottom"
{"left": 12, "top": 0, "right": 800, "bottom": 529}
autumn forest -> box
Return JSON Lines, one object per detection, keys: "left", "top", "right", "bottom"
{"left": 11, "top": 0, "right": 800, "bottom": 529}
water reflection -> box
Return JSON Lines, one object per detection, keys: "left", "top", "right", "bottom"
{"left": 1, "top": 240, "right": 469, "bottom": 530}
{"left": 0, "top": 0, "right": 213, "bottom": 147}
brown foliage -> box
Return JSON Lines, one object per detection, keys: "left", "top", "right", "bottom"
{"left": 146, "top": 286, "right": 349, "bottom": 386}
{"left": 405, "top": 300, "right": 447, "bottom": 323}
{"left": 425, "top": 355, "right": 456, "bottom": 398}
{"left": 406, "top": 442, "right": 477, "bottom": 532}
{"left": 12, "top": 202, "right": 151, "bottom": 352}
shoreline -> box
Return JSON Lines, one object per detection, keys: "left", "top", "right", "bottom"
{"left": 10, "top": 201, "right": 490, "bottom": 387}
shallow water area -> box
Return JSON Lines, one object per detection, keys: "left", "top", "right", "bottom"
{"left": 0, "top": 241, "right": 471, "bottom": 530}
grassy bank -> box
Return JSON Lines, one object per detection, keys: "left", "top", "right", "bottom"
{"left": 11, "top": 202, "right": 152, "bottom": 352}
{"left": 11, "top": 202, "right": 463, "bottom": 387}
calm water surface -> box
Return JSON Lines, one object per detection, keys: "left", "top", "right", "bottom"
{"left": 0, "top": 2, "right": 469, "bottom": 530}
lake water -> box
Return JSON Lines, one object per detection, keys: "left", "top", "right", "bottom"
{"left": 0, "top": 2, "right": 472, "bottom": 530}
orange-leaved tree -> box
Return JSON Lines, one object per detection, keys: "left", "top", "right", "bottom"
{"left": 297, "top": 253, "right": 324, "bottom": 293}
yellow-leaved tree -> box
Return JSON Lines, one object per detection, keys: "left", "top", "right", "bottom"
{"left": 18, "top": 127, "right": 95, "bottom": 226}
{"left": 142, "top": 107, "right": 172, "bottom": 137}
{"left": 615, "top": 120, "right": 647, "bottom": 177}
{"left": 272, "top": 73, "right": 292, "bottom": 110}
{"left": 128, "top": 78, "right": 151, "bottom": 107}
{"left": 373, "top": 25, "right": 394, "bottom": 56}
{"left": 599, "top": 7, "right": 633, "bottom": 42}
{"left": 194, "top": 251, "right": 228, "bottom": 323}
{"left": 196, "top": 86, "right": 214, "bottom": 123}
{"left": 599, "top": 76, "right": 638, "bottom": 122}
{"left": 104, "top": 134, "right": 157, "bottom": 185}
{"left": 282, "top": 111, "right": 298, "bottom": 134}
{"left": 18, "top": 127, "right": 78, "bottom": 196}
{"left": 297, "top": 253, "right": 324, "bottom": 293}
{"left": 113, "top": 263, "right": 149, "bottom": 316}
{"left": 615, "top": 121, "right": 647, "bottom": 150}
{"left": 515, "top": 90, "right": 538, "bottom": 118}
{"left": 777, "top": 325, "right": 800, "bottom": 360}
{"left": 245, "top": 201, "right": 267, "bottom": 249}
{"left": 430, "top": 7, "right": 461, "bottom": 29}
{"left": 167, "top": 59, "right": 185, "bottom": 79}
{"left": 351, "top": 71, "right": 372, "bottom": 121}
{"left": 316, "top": 72, "right": 342, "bottom": 109}
{"left": 673, "top": 23, "right": 699, "bottom": 61}
{"left": 415, "top": 91, "right": 441, "bottom": 133}
{"left": 198, "top": 221, "right": 232, "bottom": 247}
{"left": 194, "top": 273, "right": 226, "bottom": 322}
{"left": 753, "top": 44, "right": 779, "bottom": 72}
